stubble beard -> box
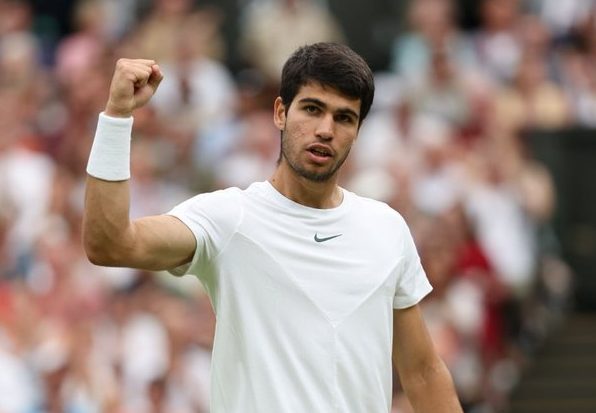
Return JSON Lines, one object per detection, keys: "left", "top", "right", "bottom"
{"left": 280, "top": 130, "right": 352, "bottom": 183}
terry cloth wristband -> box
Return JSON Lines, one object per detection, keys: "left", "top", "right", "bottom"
{"left": 86, "top": 112, "right": 134, "bottom": 181}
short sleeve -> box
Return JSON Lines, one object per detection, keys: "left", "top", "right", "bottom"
{"left": 393, "top": 218, "right": 433, "bottom": 309}
{"left": 166, "top": 187, "right": 243, "bottom": 276}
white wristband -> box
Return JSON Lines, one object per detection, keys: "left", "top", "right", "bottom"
{"left": 86, "top": 112, "right": 134, "bottom": 181}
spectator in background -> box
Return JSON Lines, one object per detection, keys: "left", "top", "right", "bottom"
{"left": 408, "top": 116, "right": 464, "bottom": 217}
{"left": 0, "top": 284, "right": 41, "bottom": 413}
{"left": 144, "top": 20, "right": 238, "bottom": 149}
{"left": 97, "top": 0, "right": 141, "bottom": 41}
{"left": 239, "top": 0, "right": 345, "bottom": 82}
{"left": 463, "top": 142, "right": 538, "bottom": 297}
{"left": 349, "top": 75, "right": 414, "bottom": 174}
{"left": 0, "top": 28, "right": 42, "bottom": 95}
{"left": 125, "top": 0, "right": 225, "bottom": 63}
{"left": 0, "top": 0, "right": 33, "bottom": 38}
{"left": 0, "top": 32, "right": 57, "bottom": 279}
{"left": 585, "top": 9, "right": 596, "bottom": 60}
{"left": 484, "top": 11, "right": 571, "bottom": 132}
{"left": 490, "top": 50, "right": 571, "bottom": 132}
{"left": 54, "top": 0, "right": 111, "bottom": 86}
{"left": 470, "top": 0, "right": 523, "bottom": 83}
{"left": 127, "top": 138, "right": 192, "bottom": 219}
{"left": 211, "top": 109, "right": 281, "bottom": 189}
{"left": 403, "top": 48, "right": 472, "bottom": 128}
{"left": 390, "top": 0, "right": 476, "bottom": 81}
{"left": 191, "top": 70, "right": 279, "bottom": 190}
{"left": 554, "top": 8, "right": 596, "bottom": 127}
{"left": 524, "top": 0, "right": 596, "bottom": 41}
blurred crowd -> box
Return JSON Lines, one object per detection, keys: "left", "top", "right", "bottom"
{"left": 0, "top": 0, "right": 593, "bottom": 412}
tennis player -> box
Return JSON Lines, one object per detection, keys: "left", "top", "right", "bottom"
{"left": 84, "top": 42, "right": 462, "bottom": 412}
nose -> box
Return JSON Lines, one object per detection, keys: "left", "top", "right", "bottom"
{"left": 315, "top": 114, "right": 335, "bottom": 140}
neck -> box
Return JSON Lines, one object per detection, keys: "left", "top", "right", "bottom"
{"left": 269, "top": 165, "right": 343, "bottom": 209}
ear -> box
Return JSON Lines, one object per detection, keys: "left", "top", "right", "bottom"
{"left": 273, "top": 97, "right": 286, "bottom": 130}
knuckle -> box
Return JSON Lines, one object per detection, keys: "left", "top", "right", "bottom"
{"left": 116, "top": 58, "right": 134, "bottom": 72}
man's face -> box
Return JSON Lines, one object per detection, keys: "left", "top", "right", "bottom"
{"left": 274, "top": 82, "right": 361, "bottom": 182}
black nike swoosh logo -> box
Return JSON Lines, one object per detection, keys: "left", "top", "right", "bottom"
{"left": 314, "top": 233, "right": 343, "bottom": 243}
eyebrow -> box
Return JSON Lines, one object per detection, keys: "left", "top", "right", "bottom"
{"left": 298, "top": 97, "right": 360, "bottom": 121}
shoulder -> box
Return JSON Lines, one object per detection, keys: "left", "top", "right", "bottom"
{"left": 199, "top": 186, "right": 244, "bottom": 202}
{"left": 181, "top": 186, "right": 243, "bottom": 206}
{"left": 169, "top": 186, "right": 245, "bottom": 223}
{"left": 173, "top": 182, "right": 277, "bottom": 216}
{"left": 347, "top": 192, "right": 409, "bottom": 233}
{"left": 348, "top": 190, "right": 406, "bottom": 226}
{"left": 167, "top": 187, "right": 250, "bottom": 253}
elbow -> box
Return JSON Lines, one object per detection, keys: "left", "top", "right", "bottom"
{"left": 84, "top": 243, "right": 117, "bottom": 267}
{"left": 83, "top": 235, "right": 126, "bottom": 267}
{"left": 83, "top": 223, "right": 136, "bottom": 267}
{"left": 86, "top": 250, "right": 111, "bottom": 267}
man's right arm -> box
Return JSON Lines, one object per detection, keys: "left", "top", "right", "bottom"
{"left": 83, "top": 177, "right": 196, "bottom": 271}
{"left": 83, "top": 58, "right": 196, "bottom": 271}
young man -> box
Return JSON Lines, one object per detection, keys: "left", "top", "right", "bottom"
{"left": 84, "top": 43, "right": 462, "bottom": 412}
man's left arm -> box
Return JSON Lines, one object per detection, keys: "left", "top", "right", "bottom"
{"left": 392, "top": 305, "right": 463, "bottom": 412}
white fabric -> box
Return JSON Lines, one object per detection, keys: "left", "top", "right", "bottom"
{"left": 86, "top": 112, "right": 133, "bottom": 181}
{"left": 167, "top": 181, "right": 432, "bottom": 413}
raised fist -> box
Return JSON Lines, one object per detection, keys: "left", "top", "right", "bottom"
{"left": 105, "top": 58, "right": 163, "bottom": 118}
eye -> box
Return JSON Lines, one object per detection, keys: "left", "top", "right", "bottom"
{"left": 336, "top": 114, "right": 355, "bottom": 124}
{"left": 304, "top": 105, "right": 320, "bottom": 114}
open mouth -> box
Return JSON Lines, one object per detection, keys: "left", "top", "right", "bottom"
{"left": 309, "top": 148, "right": 331, "bottom": 157}
{"left": 307, "top": 144, "right": 333, "bottom": 158}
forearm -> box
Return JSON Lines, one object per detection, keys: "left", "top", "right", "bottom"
{"left": 83, "top": 176, "right": 135, "bottom": 265}
{"left": 402, "top": 357, "right": 462, "bottom": 413}
{"left": 393, "top": 306, "right": 462, "bottom": 412}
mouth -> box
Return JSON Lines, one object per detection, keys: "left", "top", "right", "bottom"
{"left": 306, "top": 144, "right": 333, "bottom": 160}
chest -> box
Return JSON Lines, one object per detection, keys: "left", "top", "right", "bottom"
{"left": 223, "top": 208, "right": 403, "bottom": 323}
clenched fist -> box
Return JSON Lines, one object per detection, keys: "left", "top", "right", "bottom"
{"left": 105, "top": 58, "right": 163, "bottom": 118}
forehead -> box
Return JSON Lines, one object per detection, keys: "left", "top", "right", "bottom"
{"left": 292, "top": 82, "right": 361, "bottom": 113}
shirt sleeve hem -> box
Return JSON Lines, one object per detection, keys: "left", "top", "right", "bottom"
{"left": 393, "top": 282, "right": 433, "bottom": 309}
{"left": 164, "top": 212, "right": 202, "bottom": 277}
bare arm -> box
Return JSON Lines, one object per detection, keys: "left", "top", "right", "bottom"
{"left": 83, "top": 177, "right": 195, "bottom": 270}
{"left": 392, "top": 305, "right": 463, "bottom": 412}
{"left": 83, "top": 59, "right": 196, "bottom": 271}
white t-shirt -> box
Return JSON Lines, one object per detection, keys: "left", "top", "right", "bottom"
{"left": 168, "top": 181, "right": 432, "bottom": 413}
